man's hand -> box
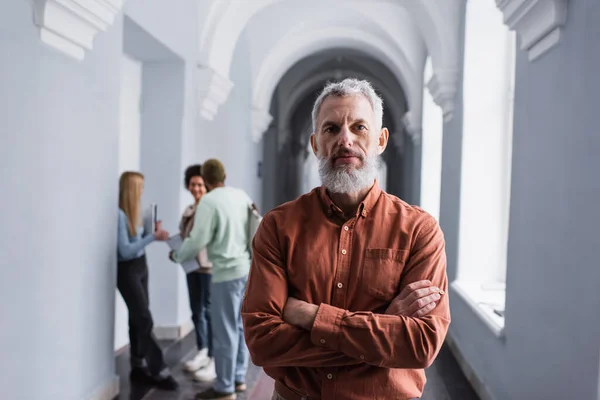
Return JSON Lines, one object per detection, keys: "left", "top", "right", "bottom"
{"left": 283, "top": 297, "right": 319, "bottom": 331}
{"left": 385, "top": 280, "right": 444, "bottom": 318}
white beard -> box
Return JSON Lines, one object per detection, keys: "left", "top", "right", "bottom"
{"left": 318, "top": 151, "right": 379, "bottom": 194}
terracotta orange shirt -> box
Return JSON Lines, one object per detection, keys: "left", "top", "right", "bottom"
{"left": 242, "top": 183, "right": 450, "bottom": 400}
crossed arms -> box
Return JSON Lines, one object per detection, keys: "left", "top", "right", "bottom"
{"left": 241, "top": 214, "right": 451, "bottom": 370}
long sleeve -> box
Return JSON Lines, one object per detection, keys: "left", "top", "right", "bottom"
{"left": 309, "top": 218, "right": 451, "bottom": 369}
{"left": 241, "top": 213, "right": 363, "bottom": 368}
{"left": 173, "top": 200, "right": 215, "bottom": 263}
{"left": 117, "top": 210, "right": 154, "bottom": 260}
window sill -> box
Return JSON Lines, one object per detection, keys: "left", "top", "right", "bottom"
{"left": 451, "top": 280, "right": 506, "bottom": 339}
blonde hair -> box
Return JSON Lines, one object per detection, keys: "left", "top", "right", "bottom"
{"left": 119, "top": 172, "right": 144, "bottom": 236}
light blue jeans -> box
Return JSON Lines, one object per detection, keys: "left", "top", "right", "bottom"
{"left": 211, "top": 275, "right": 249, "bottom": 393}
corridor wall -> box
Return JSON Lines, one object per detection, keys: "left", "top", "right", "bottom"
{"left": 0, "top": 2, "right": 122, "bottom": 399}
{"left": 441, "top": 1, "right": 600, "bottom": 399}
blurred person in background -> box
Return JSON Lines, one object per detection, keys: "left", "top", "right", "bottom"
{"left": 179, "top": 164, "right": 215, "bottom": 380}
{"left": 117, "top": 171, "right": 179, "bottom": 391}
{"left": 171, "top": 159, "right": 253, "bottom": 400}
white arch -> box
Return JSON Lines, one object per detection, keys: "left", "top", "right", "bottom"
{"left": 199, "top": 0, "right": 280, "bottom": 75}
{"left": 199, "top": 0, "right": 456, "bottom": 79}
{"left": 253, "top": 27, "right": 420, "bottom": 126}
{"left": 197, "top": 0, "right": 461, "bottom": 124}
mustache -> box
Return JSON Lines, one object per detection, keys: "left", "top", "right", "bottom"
{"left": 330, "top": 149, "right": 364, "bottom": 161}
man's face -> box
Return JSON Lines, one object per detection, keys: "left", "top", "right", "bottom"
{"left": 310, "top": 95, "right": 388, "bottom": 193}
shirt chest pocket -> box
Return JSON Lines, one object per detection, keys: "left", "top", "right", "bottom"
{"left": 362, "top": 248, "right": 407, "bottom": 302}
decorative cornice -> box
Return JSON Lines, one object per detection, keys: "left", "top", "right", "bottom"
{"left": 426, "top": 69, "right": 459, "bottom": 123}
{"left": 31, "top": 0, "right": 123, "bottom": 60}
{"left": 251, "top": 107, "right": 273, "bottom": 143}
{"left": 496, "top": 0, "right": 568, "bottom": 61}
{"left": 402, "top": 112, "right": 422, "bottom": 146}
{"left": 196, "top": 66, "right": 233, "bottom": 121}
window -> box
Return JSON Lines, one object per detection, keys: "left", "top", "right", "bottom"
{"left": 453, "top": 0, "right": 516, "bottom": 336}
{"left": 420, "top": 57, "right": 444, "bottom": 221}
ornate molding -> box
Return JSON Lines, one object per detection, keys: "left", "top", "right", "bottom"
{"left": 426, "top": 69, "right": 459, "bottom": 123}
{"left": 496, "top": 0, "right": 568, "bottom": 61}
{"left": 31, "top": 0, "right": 123, "bottom": 60}
{"left": 251, "top": 107, "right": 273, "bottom": 143}
{"left": 402, "top": 112, "right": 422, "bottom": 146}
{"left": 196, "top": 66, "right": 233, "bottom": 121}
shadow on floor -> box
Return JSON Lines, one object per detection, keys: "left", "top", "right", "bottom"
{"left": 116, "top": 336, "right": 479, "bottom": 400}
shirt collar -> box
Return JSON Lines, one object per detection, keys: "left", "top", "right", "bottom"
{"left": 318, "top": 180, "right": 382, "bottom": 220}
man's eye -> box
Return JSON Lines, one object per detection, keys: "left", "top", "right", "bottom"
{"left": 357, "top": 125, "right": 366, "bottom": 130}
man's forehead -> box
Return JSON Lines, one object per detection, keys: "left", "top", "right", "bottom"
{"left": 318, "top": 95, "right": 374, "bottom": 124}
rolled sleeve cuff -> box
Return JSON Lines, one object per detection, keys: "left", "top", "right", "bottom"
{"left": 310, "top": 303, "right": 345, "bottom": 351}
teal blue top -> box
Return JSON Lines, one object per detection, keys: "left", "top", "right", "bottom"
{"left": 117, "top": 209, "right": 154, "bottom": 261}
{"left": 173, "top": 186, "right": 252, "bottom": 283}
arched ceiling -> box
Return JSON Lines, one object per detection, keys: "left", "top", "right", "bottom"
{"left": 196, "top": 0, "right": 465, "bottom": 140}
{"left": 275, "top": 50, "right": 407, "bottom": 148}
{"left": 268, "top": 48, "right": 409, "bottom": 161}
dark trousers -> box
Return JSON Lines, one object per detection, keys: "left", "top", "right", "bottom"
{"left": 186, "top": 272, "right": 213, "bottom": 357}
{"left": 117, "top": 255, "right": 167, "bottom": 377}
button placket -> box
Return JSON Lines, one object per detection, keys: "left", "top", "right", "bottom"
{"left": 335, "top": 218, "right": 356, "bottom": 308}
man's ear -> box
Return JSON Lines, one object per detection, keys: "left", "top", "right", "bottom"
{"left": 310, "top": 133, "right": 319, "bottom": 156}
{"left": 377, "top": 127, "right": 389, "bottom": 155}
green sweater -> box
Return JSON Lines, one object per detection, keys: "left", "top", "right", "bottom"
{"left": 173, "top": 186, "right": 252, "bottom": 283}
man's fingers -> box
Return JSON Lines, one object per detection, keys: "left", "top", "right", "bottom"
{"left": 398, "top": 280, "right": 432, "bottom": 300}
{"left": 411, "top": 302, "right": 437, "bottom": 317}
{"left": 407, "top": 292, "right": 442, "bottom": 314}
{"left": 408, "top": 286, "right": 443, "bottom": 303}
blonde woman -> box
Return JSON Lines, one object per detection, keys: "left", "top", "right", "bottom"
{"left": 117, "top": 172, "right": 178, "bottom": 391}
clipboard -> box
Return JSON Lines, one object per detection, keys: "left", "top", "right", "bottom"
{"left": 143, "top": 203, "right": 157, "bottom": 235}
{"left": 167, "top": 234, "right": 201, "bottom": 274}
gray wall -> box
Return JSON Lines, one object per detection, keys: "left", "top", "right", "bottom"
{"left": 0, "top": 0, "right": 202, "bottom": 397}
{"left": 125, "top": 0, "right": 200, "bottom": 332}
{"left": 442, "top": 1, "right": 600, "bottom": 398}
{"left": 0, "top": 2, "right": 122, "bottom": 399}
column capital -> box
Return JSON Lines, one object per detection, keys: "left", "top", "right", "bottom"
{"left": 196, "top": 65, "right": 234, "bottom": 121}
{"left": 390, "top": 131, "right": 405, "bottom": 154}
{"left": 30, "top": 0, "right": 123, "bottom": 60}
{"left": 251, "top": 107, "right": 273, "bottom": 143}
{"left": 402, "top": 112, "right": 422, "bottom": 146}
{"left": 496, "top": 0, "right": 568, "bottom": 61}
{"left": 426, "top": 69, "right": 459, "bottom": 123}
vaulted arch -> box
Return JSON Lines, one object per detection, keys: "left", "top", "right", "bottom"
{"left": 251, "top": 26, "right": 420, "bottom": 141}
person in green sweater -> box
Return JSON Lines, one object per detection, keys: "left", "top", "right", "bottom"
{"left": 170, "top": 159, "right": 253, "bottom": 400}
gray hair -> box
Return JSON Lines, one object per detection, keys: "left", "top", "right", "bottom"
{"left": 311, "top": 78, "right": 384, "bottom": 132}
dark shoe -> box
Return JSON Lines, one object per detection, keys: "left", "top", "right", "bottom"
{"left": 195, "top": 388, "right": 236, "bottom": 400}
{"left": 235, "top": 382, "right": 247, "bottom": 392}
{"left": 152, "top": 375, "right": 179, "bottom": 391}
{"left": 129, "top": 367, "right": 152, "bottom": 384}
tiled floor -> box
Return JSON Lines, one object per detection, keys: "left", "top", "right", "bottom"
{"left": 116, "top": 336, "right": 479, "bottom": 400}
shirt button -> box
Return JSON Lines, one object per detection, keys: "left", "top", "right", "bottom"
{"left": 320, "top": 339, "right": 326, "bottom": 344}
{"left": 360, "top": 355, "right": 365, "bottom": 360}
{"left": 337, "top": 282, "right": 343, "bottom": 289}
{"left": 327, "top": 373, "right": 333, "bottom": 380}
{"left": 344, "top": 226, "right": 349, "bottom": 231}
{"left": 341, "top": 249, "right": 347, "bottom": 255}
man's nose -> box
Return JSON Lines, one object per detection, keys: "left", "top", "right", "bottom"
{"left": 337, "top": 125, "right": 354, "bottom": 147}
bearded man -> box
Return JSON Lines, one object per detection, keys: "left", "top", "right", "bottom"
{"left": 242, "top": 78, "right": 450, "bottom": 400}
